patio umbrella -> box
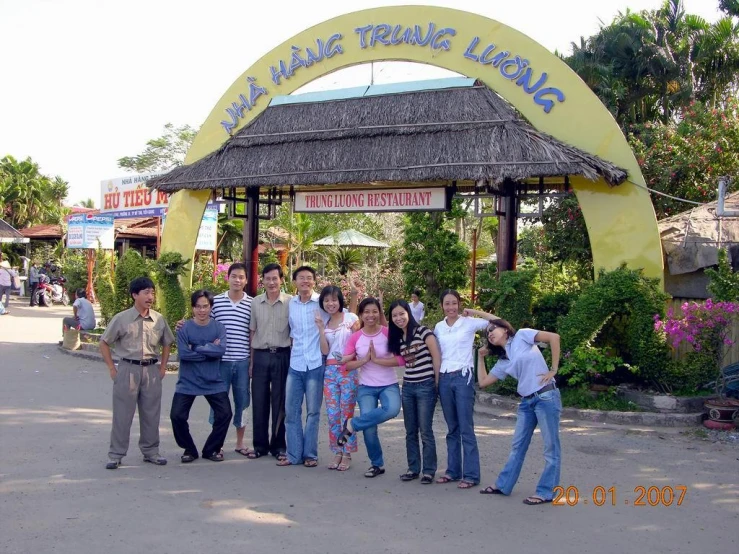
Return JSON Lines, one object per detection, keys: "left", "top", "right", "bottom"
{"left": 313, "top": 229, "right": 389, "bottom": 249}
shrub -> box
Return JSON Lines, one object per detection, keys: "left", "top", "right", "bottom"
{"left": 479, "top": 268, "right": 537, "bottom": 329}
{"left": 62, "top": 250, "right": 88, "bottom": 295}
{"left": 94, "top": 248, "right": 116, "bottom": 326}
{"left": 533, "top": 290, "right": 579, "bottom": 332}
{"left": 558, "top": 266, "right": 671, "bottom": 389}
{"left": 558, "top": 344, "right": 635, "bottom": 386}
{"left": 706, "top": 248, "right": 739, "bottom": 302}
{"left": 114, "top": 249, "right": 150, "bottom": 313}
{"left": 155, "top": 251, "right": 189, "bottom": 333}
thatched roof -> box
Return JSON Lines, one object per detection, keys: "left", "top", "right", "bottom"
{"left": 149, "top": 78, "right": 627, "bottom": 193}
{"left": 313, "top": 229, "right": 390, "bottom": 248}
{"left": 0, "top": 219, "right": 30, "bottom": 243}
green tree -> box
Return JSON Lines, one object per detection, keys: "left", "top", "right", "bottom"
{"left": 402, "top": 202, "right": 469, "bottom": 299}
{"left": 76, "top": 198, "right": 96, "bottom": 208}
{"left": 154, "top": 251, "right": 189, "bottom": 334}
{"left": 117, "top": 123, "right": 199, "bottom": 173}
{"left": 706, "top": 248, "right": 739, "bottom": 301}
{"left": 0, "top": 155, "right": 69, "bottom": 228}
{"left": 629, "top": 98, "right": 739, "bottom": 218}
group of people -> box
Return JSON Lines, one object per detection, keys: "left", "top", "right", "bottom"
{"left": 98, "top": 263, "right": 562, "bottom": 505}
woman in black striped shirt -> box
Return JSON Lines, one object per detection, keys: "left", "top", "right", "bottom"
{"left": 388, "top": 300, "right": 441, "bottom": 484}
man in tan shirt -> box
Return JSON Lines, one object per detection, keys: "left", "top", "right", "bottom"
{"left": 248, "top": 263, "right": 292, "bottom": 459}
{"left": 100, "top": 277, "right": 175, "bottom": 469}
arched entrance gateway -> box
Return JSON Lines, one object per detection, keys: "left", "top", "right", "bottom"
{"left": 149, "top": 6, "right": 663, "bottom": 295}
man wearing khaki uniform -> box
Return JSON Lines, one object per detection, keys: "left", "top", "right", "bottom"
{"left": 100, "top": 277, "right": 175, "bottom": 469}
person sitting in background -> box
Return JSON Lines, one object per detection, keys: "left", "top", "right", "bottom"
{"left": 62, "top": 289, "right": 96, "bottom": 335}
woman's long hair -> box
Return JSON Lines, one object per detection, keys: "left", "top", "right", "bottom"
{"left": 387, "top": 299, "right": 419, "bottom": 355}
{"left": 357, "top": 297, "right": 382, "bottom": 329}
{"left": 486, "top": 318, "right": 517, "bottom": 359}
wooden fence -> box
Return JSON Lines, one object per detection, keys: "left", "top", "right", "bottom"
{"left": 665, "top": 298, "right": 739, "bottom": 366}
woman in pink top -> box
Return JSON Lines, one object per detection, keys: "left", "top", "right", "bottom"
{"left": 337, "top": 298, "right": 405, "bottom": 478}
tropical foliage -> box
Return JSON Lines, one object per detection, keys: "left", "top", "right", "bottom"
{"left": 0, "top": 155, "right": 69, "bottom": 229}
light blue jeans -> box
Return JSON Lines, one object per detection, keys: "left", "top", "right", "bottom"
{"left": 285, "top": 365, "right": 325, "bottom": 464}
{"left": 353, "top": 383, "right": 401, "bottom": 468}
{"left": 209, "top": 359, "right": 250, "bottom": 429}
{"left": 438, "top": 370, "right": 480, "bottom": 483}
{"left": 495, "top": 388, "right": 562, "bottom": 500}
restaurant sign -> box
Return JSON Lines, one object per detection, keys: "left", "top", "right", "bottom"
{"left": 294, "top": 187, "right": 447, "bottom": 213}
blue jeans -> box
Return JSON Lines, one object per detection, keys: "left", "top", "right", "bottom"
{"left": 285, "top": 365, "right": 325, "bottom": 464}
{"left": 353, "top": 383, "right": 401, "bottom": 468}
{"left": 209, "top": 359, "right": 250, "bottom": 429}
{"left": 402, "top": 379, "right": 437, "bottom": 476}
{"left": 438, "top": 370, "right": 480, "bottom": 483}
{"left": 495, "top": 388, "right": 562, "bottom": 500}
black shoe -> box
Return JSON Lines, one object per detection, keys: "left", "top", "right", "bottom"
{"left": 364, "top": 465, "right": 385, "bottom": 478}
{"left": 421, "top": 474, "right": 434, "bottom": 485}
{"left": 181, "top": 454, "right": 197, "bottom": 463}
{"left": 399, "top": 471, "right": 419, "bottom": 481}
{"left": 105, "top": 459, "right": 121, "bottom": 470}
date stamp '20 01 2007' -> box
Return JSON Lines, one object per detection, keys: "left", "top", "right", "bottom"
{"left": 552, "top": 485, "right": 688, "bottom": 507}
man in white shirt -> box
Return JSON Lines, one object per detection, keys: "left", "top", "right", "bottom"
{"left": 0, "top": 260, "right": 18, "bottom": 312}
{"left": 62, "top": 289, "right": 96, "bottom": 334}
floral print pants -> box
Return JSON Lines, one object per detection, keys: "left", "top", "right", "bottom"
{"left": 324, "top": 364, "right": 358, "bottom": 453}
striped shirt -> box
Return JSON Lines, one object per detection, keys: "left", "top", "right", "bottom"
{"left": 400, "top": 325, "right": 436, "bottom": 383}
{"left": 211, "top": 291, "right": 252, "bottom": 361}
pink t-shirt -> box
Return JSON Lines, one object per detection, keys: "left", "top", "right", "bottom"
{"left": 344, "top": 326, "right": 405, "bottom": 387}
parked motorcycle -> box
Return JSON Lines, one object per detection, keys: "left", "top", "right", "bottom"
{"left": 35, "top": 275, "right": 69, "bottom": 306}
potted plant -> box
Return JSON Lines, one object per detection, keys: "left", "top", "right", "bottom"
{"left": 655, "top": 299, "right": 739, "bottom": 429}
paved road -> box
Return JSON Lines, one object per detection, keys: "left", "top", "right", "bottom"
{"left": 1, "top": 298, "right": 737, "bottom": 554}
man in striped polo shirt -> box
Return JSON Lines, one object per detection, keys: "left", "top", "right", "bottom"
{"left": 209, "top": 262, "right": 253, "bottom": 456}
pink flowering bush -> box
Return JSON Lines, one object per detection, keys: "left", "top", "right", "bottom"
{"left": 654, "top": 299, "right": 739, "bottom": 396}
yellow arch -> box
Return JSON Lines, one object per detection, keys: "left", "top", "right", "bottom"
{"left": 162, "top": 5, "right": 662, "bottom": 283}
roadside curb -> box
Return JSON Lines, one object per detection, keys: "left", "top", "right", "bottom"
{"left": 475, "top": 391, "right": 703, "bottom": 428}
{"left": 57, "top": 346, "right": 180, "bottom": 372}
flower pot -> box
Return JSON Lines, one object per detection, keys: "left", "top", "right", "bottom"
{"left": 703, "top": 398, "right": 739, "bottom": 423}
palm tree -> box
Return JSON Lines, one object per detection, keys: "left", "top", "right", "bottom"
{"left": 76, "top": 198, "right": 96, "bottom": 209}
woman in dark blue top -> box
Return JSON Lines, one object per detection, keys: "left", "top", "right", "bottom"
{"left": 171, "top": 290, "right": 232, "bottom": 463}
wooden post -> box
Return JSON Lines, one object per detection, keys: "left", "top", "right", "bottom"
{"left": 471, "top": 228, "right": 478, "bottom": 304}
{"left": 244, "top": 187, "right": 260, "bottom": 297}
{"left": 85, "top": 249, "right": 96, "bottom": 303}
{"left": 496, "top": 179, "right": 518, "bottom": 278}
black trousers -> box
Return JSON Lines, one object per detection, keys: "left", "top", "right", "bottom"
{"left": 251, "top": 349, "right": 290, "bottom": 456}
{"left": 170, "top": 391, "right": 232, "bottom": 458}
{"left": 29, "top": 282, "right": 39, "bottom": 306}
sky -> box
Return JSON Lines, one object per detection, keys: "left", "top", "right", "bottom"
{"left": 0, "top": 0, "right": 724, "bottom": 206}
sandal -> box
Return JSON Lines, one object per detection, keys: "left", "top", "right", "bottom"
{"left": 480, "top": 486, "right": 505, "bottom": 495}
{"left": 399, "top": 471, "right": 419, "bottom": 482}
{"left": 275, "top": 453, "right": 287, "bottom": 462}
{"left": 235, "top": 448, "right": 255, "bottom": 457}
{"left": 523, "top": 496, "right": 552, "bottom": 505}
{"left": 364, "top": 465, "right": 385, "bottom": 478}
{"left": 245, "top": 450, "right": 263, "bottom": 459}
{"left": 336, "top": 418, "right": 354, "bottom": 447}
{"left": 328, "top": 454, "right": 343, "bottom": 470}
{"left": 435, "top": 475, "right": 458, "bottom": 484}
{"left": 420, "top": 474, "right": 434, "bottom": 485}
{"left": 204, "top": 450, "right": 224, "bottom": 462}
{"left": 457, "top": 480, "right": 478, "bottom": 489}
{"left": 337, "top": 454, "right": 351, "bottom": 471}
{"left": 304, "top": 459, "right": 318, "bottom": 468}
{"left": 276, "top": 458, "right": 293, "bottom": 467}
{"left": 181, "top": 454, "right": 196, "bottom": 464}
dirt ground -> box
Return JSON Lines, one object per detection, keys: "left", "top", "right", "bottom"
{"left": 0, "top": 299, "right": 737, "bottom": 554}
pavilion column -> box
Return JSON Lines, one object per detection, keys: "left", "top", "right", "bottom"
{"left": 496, "top": 179, "right": 518, "bottom": 277}
{"left": 244, "top": 186, "right": 260, "bottom": 297}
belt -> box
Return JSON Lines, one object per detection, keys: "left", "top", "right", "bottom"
{"left": 254, "top": 347, "right": 290, "bottom": 354}
{"left": 121, "top": 358, "right": 159, "bottom": 366}
{"left": 522, "top": 382, "right": 557, "bottom": 400}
